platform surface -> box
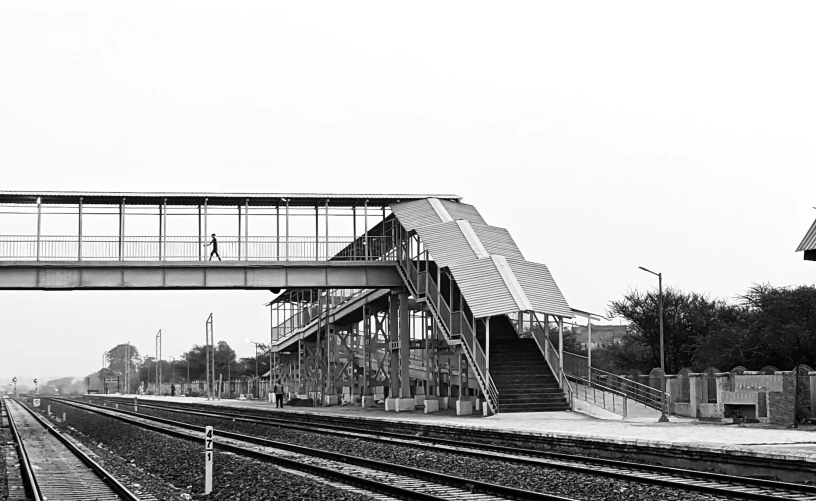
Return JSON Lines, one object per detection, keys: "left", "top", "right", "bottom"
{"left": 104, "top": 394, "right": 816, "bottom": 463}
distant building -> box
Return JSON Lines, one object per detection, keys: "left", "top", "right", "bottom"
{"left": 572, "top": 324, "right": 627, "bottom": 350}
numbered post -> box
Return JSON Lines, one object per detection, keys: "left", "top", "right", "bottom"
{"left": 204, "top": 426, "right": 214, "bottom": 494}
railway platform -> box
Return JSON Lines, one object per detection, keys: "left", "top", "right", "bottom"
{"left": 101, "top": 394, "right": 816, "bottom": 470}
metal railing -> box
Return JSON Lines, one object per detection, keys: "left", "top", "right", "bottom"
{"left": 562, "top": 351, "right": 670, "bottom": 414}
{"left": 396, "top": 233, "right": 499, "bottom": 413}
{"left": 0, "top": 235, "right": 396, "bottom": 262}
{"left": 511, "top": 310, "right": 565, "bottom": 389}
{"left": 567, "top": 374, "right": 628, "bottom": 417}
{"left": 272, "top": 288, "right": 369, "bottom": 345}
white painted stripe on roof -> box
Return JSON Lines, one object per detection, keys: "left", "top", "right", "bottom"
{"left": 492, "top": 255, "right": 533, "bottom": 312}
{"left": 428, "top": 198, "right": 454, "bottom": 223}
{"left": 457, "top": 220, "right": 490, "bottom": 259}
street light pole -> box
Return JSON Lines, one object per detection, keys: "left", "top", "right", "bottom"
{"left": 156, "top": 330, "right": 162, "bottom": 396}
{"left": 102, "top": 351, "right": 107, "bottom": 394}
{"left": 638, "top": 266, "right": 669, "bottom": 423}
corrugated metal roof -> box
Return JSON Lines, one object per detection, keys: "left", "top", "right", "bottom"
{"left": 390, "top": 199, "right": 442, "bottom": 231}
{"left": 470, "top": 223, "right": 524, "bottom": 260}
{"left": 507, "top": 258, "right": 573, "bottom": 318}
{"left": 0, "top": 191, "right": 460, "bottom": 207}
{"left": 440, "top": 200, "right": 486, "bottom": 225}
{"left": 447, "top": 260, "right": 520, "bottom": 318}
{"left": 415, "top": 222, "right": 478, "bottom": 266}
{"left": 391, "top": 197, "right": 572, "bottom": 319}
{"left": 796, "top": 218, "right": 816, "bottom": 252}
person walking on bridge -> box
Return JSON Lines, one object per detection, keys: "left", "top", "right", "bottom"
{"left": 204, "top": 233, "right": 221, "bottom": 261}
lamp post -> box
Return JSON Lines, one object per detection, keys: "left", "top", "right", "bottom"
{"left": 638, "top": 266, "right": 669, "bottom": 423}
{"left": 12, "top": 377, "right": 17, "bottom": 397}
{"left": 156, "top": 330, "right": 162, "bottom": 396}
{"left": 34, "top": 378, "right": 38, "bottom": 395}
{"left": 102, "top": 351, "right": 107, "bottom": 394}
{"left": 247, "top": 339, "right": 261, "bottom": 398}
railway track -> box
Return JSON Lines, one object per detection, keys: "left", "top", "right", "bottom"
{"left": 4, "top": 397, "right": 142, "bottom": 501}
{"left": 84, "top": 396, "right": 816, "bottom": 501}
{"left": 53, "top": 397, "right": 577, "bottom": 501}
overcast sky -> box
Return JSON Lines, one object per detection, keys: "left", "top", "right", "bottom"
{"left": 2, "top": 2, "right": 815, "bottom": 381}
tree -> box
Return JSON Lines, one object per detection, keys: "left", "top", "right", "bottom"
{"left": 101, "top": 343, "right": 141, "bottom": 392}
{"left": 607, "top": 288, "right": 729, "bottom": 373}
{"left": 734, "top": 284, "right": 816, "bottom": 368}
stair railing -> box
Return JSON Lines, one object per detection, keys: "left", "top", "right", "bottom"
{"left": 566, "top": 373, "right": 628, "bottom": 418}
{"left": 395, "top": 225, "right": 499, "bottom": 414}
{"left": 562, "top": 351, "right": 669, "bottom": 413}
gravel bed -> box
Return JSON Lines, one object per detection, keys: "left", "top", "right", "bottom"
{"left": 127, "top": 403, "right": 736, "bottom": 501}
{"left": 0, "top": 425, "right": 10, "bottom": 500}
{"left": 39, "top": 400, "right": 376, "bottom": 501}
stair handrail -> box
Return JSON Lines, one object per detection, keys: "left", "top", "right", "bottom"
{"left": 520, "top": 311, "right": 564, "bottom": 389}
{"left": 455, "top": 310, "right": 499, "bottom": 409}
{"left": 394, "top": 225, "right": 498, "bottom": 413}
{"left": 562, "top": 351, "right": 668, "bottom": 412}
{"left": 560, "top": 367, "right": 573, "bottom": 410}
{"left": 566, "top": 373, "right": 629, "bottom": 418}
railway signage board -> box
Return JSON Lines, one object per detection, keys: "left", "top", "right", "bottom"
{"left": 204, "top": 426, "right": 214, "bottom": 494}
{"left": 32, "top": 398, "right": 40, "bottom": 407}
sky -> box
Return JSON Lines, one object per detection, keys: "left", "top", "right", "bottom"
{"left": 2, "top": 2, "right": 815, "bottom": 381}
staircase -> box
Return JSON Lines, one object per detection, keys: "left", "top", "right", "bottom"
{"left": 489, "top": 319, "right": 569, "bottom": 412}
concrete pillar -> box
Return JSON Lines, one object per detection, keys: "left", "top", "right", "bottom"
{"left": 399, "top": 293, "right": 411, "bottom": 399}
{"left": 688, "top": 375, "right": 699, "bottom": 418}
{"left": 810, "top": 372, "right": 816, "bottom": 418}
{"left": 388, "top": 294, "right": 399, "bottom": 399}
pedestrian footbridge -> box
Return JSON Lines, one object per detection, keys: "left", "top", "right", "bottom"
{"left": 0, "top": 191, "right": 595, "bottom": 415}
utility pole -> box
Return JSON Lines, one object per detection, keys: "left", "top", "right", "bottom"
{"left": 638, "top": 266, "right": 669, "bottom": 423}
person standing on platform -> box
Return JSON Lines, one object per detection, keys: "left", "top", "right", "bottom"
{"left": 274, "top": 382, "right": 284, "bottom": 408}
{"left": 170, "top": 384, "right": 176, "bottom": 397}
{"left": 204, "top": 233, "right": 221, "bottom": 261}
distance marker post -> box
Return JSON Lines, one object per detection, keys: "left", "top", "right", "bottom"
{"left": 204, "top": 426, "right": 214, "bottom": 494}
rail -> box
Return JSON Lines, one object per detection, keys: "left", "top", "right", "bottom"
{"left": 0, "top": 235, "right": 396, "bottom": 262}
{"left": 7, "top": 398, "right": 140, "bottom": 500}
{"left": 562, "top": 352, "right": 670, "bottom": 414}
{"left": 5, "top": 399, "right": 40, "bottom": 500}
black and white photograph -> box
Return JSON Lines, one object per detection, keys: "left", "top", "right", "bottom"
{"left": 1, "top": 2, "right": 815, "bottom": 500}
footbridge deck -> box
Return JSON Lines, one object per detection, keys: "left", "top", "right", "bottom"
{"left": 2, "top": 190, "right": 586, "bottom": 415}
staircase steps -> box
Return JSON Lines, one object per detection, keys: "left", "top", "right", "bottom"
{"left": 487, "top": 318, "right": 570, "bottom": 413}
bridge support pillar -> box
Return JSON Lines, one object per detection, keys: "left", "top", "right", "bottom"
{"left": 386, "top": 292, "right": 415, "bottom": 412}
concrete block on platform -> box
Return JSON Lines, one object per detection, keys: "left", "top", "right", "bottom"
{"left": 361, "top": 396, "right": 376, "bottom": 408}
{"left": 324, "top": 394, "right": 338, "bottom": 406}
{"left": 473, "top": 399, "right": 481, "bottom": 411}
{"left": 456, "top": 399, "right": 473, "bottom": 416}
{"left": 424, "top": 398, "right": 440, "bottom": 413}
{"left": 396, "top": 398, "right": 416, "bottom": 412}
{"left": 415, "top": 394, "right": 426, "bottom": 406}
{"left": 385, "top": 397, "right": 397, "bottom": 411}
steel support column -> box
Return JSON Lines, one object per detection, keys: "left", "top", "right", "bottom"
{"left": 245, "top": 198, "right": 250, "bottom": 261}
{"left": 119, "top": 198, "right": 125, "bottom": 261}
{"left": 388, "top": 294, "right": 399, "bottom": 398}
{"left": 78, "top": 197, "right": 83, "bottom": 261}
{"left": 197, "top": 204, "right": 202, "bottom": 261}
{"left": 238, "top": 204, "right": 242, "bottom": 261}
{"left": 35, "top": 197, "right": 42, "bottom": 261}
{"left": 558, "top": 316, "right": 564, "bottom": 388}
{"left": 399, "top": 292, "right": 411, "bottom": 398}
